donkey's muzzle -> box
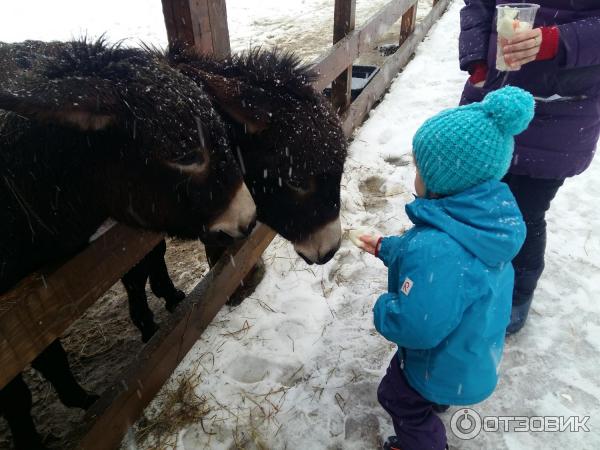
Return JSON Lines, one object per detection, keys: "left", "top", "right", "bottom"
{"left": 293, "top": 217, "right": 342, "bottom": 265}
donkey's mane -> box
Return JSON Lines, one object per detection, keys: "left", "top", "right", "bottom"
{"left": 170, "top": 47, "right": 318, "bottom": 99}
{"left": 40, "top": 37, "right": 152, "bottom": 80}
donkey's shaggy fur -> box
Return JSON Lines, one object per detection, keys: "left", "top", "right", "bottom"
{"left": 170, "top": 48, "right": 347, "bottom": 246}
{"left": 0, "top": 38, "right": 252, "bottom": 450}
{"left": 121, "top": 48, "right": 349, "bottom": 346}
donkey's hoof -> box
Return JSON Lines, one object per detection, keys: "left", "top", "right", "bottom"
{"left": 60, "top": 390, "right": 99, "bottom": 410}
{"left": 141, "top": 323, "right": 159, "bottom": 343}
{"left": 165, "top": 289, "right": 186, "bottom": 312}
{"left": 82, "top": 393, "right": 100, "bottom": 410}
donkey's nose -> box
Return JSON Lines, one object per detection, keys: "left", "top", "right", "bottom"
{"left": 293, "top": 217, "right": 342, "bottom": 265}
{"left": 316, "top": 241, "right": 341, "bottom": 265}
{"left": 207, "top": 183, "right": 257, "bottom": 239}
{"left": 240, "top": 218, "right": 257, "bottom": 237}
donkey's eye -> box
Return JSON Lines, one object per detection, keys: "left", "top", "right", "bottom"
{"left": 167, "top": 147, "right": 210, "bottom": 175}
{"left": 285, "top": 179, "right": 311, "bottom": 194}
{"left": 174, "top": 148, "right": 205, "bottom": 165}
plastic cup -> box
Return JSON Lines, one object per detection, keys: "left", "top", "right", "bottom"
{"left": 496, "top": 3, "right": 540, "bottom": 71}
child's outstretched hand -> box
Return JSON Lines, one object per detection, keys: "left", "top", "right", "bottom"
{"left": 359, "top": 235, "right": 382, "bottom": 255}
{"left": 347, "top": 228, "right": 382, "bottom": 254}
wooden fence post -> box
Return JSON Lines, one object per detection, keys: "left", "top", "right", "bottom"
{"left": 161, "top": 0, "right": 231, "bottom": 58}
{"left": 331, "top": 0, "right": 356, "bottom": 114}
{"left": 400, "top": 1, "right": 418, "bottom": 46}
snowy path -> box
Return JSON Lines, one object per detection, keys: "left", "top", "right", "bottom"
{"left": 134, "top": 1, "right": 600, "bottom": 449}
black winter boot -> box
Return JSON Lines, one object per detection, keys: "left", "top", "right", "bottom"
{"left": 506, "top": 298, "right": 533, "bottom": 335}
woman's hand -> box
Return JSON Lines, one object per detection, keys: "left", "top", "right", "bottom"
{"left": 502, "top": 28, "right": 543, "bottom": 69}
{"left": 359, "top": 235, "right": 382, "bottom": 255}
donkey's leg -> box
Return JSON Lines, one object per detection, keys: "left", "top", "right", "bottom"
{"left": 147, "top": 240, "right": 185, "bottom": 313}
{"left": 31, "top": 340, "right": 98, "bottom": 410}
{"left": 0, "top": 375, "right": 47, "bottom": 450}
{"left": 122, "top": 258, "right": 158, "bottom": 342}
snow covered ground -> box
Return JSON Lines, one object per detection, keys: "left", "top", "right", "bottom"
{"left": 1, "top": 1, "right": 599, "bottom": 449}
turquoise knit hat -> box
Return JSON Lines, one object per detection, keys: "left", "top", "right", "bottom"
{"left": 412, "top": 86, "right": 535, "bottom": 196}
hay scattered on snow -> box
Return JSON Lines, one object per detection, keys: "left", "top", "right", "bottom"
{"left": 65, "top": 316, "right": 125, "bottom": 360}
{"left": 135, "top": 370, "right": 211, "bottom": 450}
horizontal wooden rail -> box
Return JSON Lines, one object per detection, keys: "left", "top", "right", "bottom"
{"left": 311, "top": 0, "right": 416, "bottom": 91}
{"left": 0, "top": 226, "right": 164, "bottom": 389}
{"left": 342, "top": 0, "right": 451, "bottom": 136}
{"left": 78, "top": 224, "right": 276, "bottom": 450}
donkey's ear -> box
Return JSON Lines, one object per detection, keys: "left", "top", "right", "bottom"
{"left": 0, "top": 79, "right": 118, "bottom": 131}
{"left": 196, "top": 72, "right": 273, "bottom": 134}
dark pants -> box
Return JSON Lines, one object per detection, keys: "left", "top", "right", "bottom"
{"left": 503, "top": 174, "right": 564, "bottom": 307}
{"left": 377, "top": 354, "right": 447, "bottom": 450}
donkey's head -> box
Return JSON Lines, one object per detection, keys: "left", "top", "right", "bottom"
{"left": 173, "top": 49, "right": 347, "bottom": 264}
{"left": 0, "top": 39, "right": 256, "bottom": 242}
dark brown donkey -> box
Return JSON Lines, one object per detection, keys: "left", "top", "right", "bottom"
{"left": 122, "top": 48, "right": 348, "bottom": 341}
{"left": 175, "top": 49, "right": 347, "bottom": 262}
{"left": 0, "top": 39, "right": 256, "bottom": 450}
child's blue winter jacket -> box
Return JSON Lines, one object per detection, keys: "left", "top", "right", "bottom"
{"left": 374, "top": 180, "right": 526, "bottom": 405}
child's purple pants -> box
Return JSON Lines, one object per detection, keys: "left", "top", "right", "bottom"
{"left": 378, "top": 353, "right": 447, "bottom": 450}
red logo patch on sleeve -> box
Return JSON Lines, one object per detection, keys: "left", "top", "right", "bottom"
{"left": 401, "top": 277, "right": 414, "bottom": 296}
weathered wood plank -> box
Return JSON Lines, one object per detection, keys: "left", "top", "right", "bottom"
{"left": 331, "top": 0, "right": 356, "bottom": 113}
{"left": 342, "top": 0, "right": 451, "bottom": 137}
{"left": 206, "top": 0, "right": 231, "bottom": 58}
{"left": 78, "top": 224, "right": 276, "bottom": 450}
{"left": 190, "top": 0, "right": 215, "bottom": 55}
{"left": 311, "top": 0, "right": 416, "bottom": 91}
{"left": 161, "top": 0, "right": 195, "bottom": 49}
{"left": 161, "top": 0, "right": 231, "bottom": 57}
{"left": 0, "top": 225, "right": 164, "bottom": 389}
{"left": 400, "top": 2, "right": 418, "bottom": 46}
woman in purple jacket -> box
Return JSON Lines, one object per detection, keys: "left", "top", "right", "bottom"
{"left": 459, "top": 1, "right": 600, "bottom": 334}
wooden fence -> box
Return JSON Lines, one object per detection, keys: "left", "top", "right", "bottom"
{"left": 0, "top": 0, "right": 451, "bottom": 448}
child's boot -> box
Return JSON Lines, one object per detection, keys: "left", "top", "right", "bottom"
{"left": 506, "top": 298, "right": 533, "bottom": 335}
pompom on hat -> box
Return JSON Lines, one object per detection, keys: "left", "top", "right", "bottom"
{"left": 412, "top": 86, "right": 535, "bottom": 196}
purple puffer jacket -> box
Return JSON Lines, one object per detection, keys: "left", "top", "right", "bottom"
{"left": 459, "top": 0, "right": 600, "bottom": 179}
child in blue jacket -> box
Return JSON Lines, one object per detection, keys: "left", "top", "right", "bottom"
{"left": 359, "top": 87, "right": 533, "bottom": 450}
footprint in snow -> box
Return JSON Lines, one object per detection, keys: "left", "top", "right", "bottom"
{"left": 359, "top": 176, "right": 387, "bottom": 210}
{"left": 384, "top": 154, "right": 412, "bottom": 167}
